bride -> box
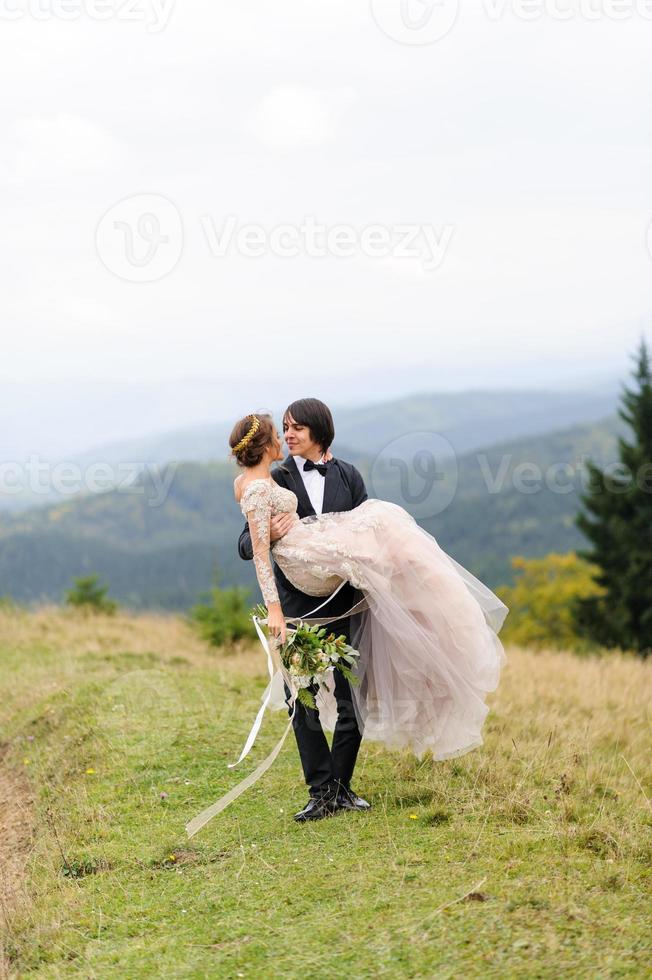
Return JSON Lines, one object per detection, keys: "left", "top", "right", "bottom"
{"left": 231, "top": 412, "right": 509, "bottom": 762}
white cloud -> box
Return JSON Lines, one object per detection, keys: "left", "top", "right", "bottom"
{"left": 0, "top": 3, "right": 650, "bottom": 409}
{"left": 243, "top": 84, "right": 358, "bottom": 151}
{"left": 2, "top": 113, "right": 126, "bottom": 180}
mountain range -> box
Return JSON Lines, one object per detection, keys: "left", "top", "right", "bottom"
{"left": 0, "top": 386, "right": 627, "bottom": 608}
{"left": 2, "top": 384, "right": 620, "bottom": 514}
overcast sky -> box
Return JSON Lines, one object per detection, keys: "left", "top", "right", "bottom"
{"left": 2, "top": 0, "right": 652, "bottom": 405}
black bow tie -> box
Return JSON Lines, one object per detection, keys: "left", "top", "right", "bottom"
{"left": 303, "top": 459, "right": 329, "bottom": 476}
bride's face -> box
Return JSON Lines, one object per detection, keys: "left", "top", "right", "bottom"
{"left": 267, "top": 427, "right": 284, "bottom": 462}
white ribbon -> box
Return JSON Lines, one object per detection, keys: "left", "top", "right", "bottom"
{"left": 185, "top": 704, "right": 297, "bottom": 839}
{"left": 184, "top": 582, "right": 367, "bottom": 838}
{"left": 226, "top": 615, "right": 281, "bottom": 769}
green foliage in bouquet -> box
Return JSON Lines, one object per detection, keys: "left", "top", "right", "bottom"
{"left": 254, "top": 605, "right": 360, "bottom": 710}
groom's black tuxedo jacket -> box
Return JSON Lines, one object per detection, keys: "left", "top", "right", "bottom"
{"left": 237, "top": 454, "right": 368, "bottom": 621}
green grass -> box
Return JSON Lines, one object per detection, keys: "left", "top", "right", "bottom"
{"left": 1, "top": 607, "right": 650, "bottom": 978}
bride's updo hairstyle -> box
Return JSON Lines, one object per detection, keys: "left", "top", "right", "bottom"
{"left": 229, "top": 413, "right": 275, "bottom": 467}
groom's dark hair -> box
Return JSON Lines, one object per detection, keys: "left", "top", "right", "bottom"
{"left": 283, "top": 398, "right": 335, "bottom": 453}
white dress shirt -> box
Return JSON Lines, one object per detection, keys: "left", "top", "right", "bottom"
{"left": 294, "top": 454, "right": 326, "bottom": 515}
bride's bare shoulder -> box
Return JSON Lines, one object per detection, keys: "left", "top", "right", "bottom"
{"left": 234, "top": 474, "right": 271, "bottom": 504}
{"left": 233, "top": 473, "right": 245, "bottom": 503}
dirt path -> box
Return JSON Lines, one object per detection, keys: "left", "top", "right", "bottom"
{"left": 0, "top": 746, "right": 35, "bottom": 979}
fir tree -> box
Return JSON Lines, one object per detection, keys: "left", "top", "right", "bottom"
{"left": 573, "top": 337, "right": 652, "bottom": 657}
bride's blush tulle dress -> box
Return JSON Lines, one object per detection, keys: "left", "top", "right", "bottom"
{"left": 240, "top": 478, "right": 509, "bottom": 762}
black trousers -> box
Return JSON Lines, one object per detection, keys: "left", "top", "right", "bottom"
{"left": 284, "top": 616, "right": 363, "bottom": 796}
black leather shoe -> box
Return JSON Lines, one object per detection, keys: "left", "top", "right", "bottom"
{"left": 336, "top": 785, "right": 372, "bottom": 811}
{"left": 293, "top": 792, "right": 340, "bottom": 822}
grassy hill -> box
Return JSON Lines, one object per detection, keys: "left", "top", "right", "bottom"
{"left": 1, "top": 607, "right": 650, "bottom": 976}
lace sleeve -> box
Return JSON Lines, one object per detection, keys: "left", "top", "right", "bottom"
{"left": 240, "top": 482, "right": 280, "bottom": 606}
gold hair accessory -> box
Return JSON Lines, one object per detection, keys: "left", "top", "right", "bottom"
{"left": 232, "top": 415, "right": 260, "bottom": 454}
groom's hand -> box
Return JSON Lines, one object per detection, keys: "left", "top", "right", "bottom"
{"left": 270, "top": 514, "right": 295, "bottom": 541}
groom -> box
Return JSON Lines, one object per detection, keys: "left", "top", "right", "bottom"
{"left": 238, "top": 397, "right": 371, "bottom": 821}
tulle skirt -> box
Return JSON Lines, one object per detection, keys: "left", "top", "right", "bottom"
{"left": 272, "top": 499, "right": 509, "bottom": 761}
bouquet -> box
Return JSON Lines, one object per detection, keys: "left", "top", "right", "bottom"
{"left": 254, "top": 606, "right": 360, "bottom": 710}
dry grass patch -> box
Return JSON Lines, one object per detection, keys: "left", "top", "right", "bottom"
{"left": 0, "top": 613, "right": 650, "bottom": 977}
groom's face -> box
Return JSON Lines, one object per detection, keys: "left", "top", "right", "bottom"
{"left": 283, "top": 412, "right": 322, "bottom": 459}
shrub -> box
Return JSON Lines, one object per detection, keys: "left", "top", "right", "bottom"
{"left": 189, "top": 584, "right": 256, "bottom": 647}
{"left": 65, "top": 574, "right": 118, "bottom": 615}
{"left": 496, "top": 552, "right": 606, "bottom": 653}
